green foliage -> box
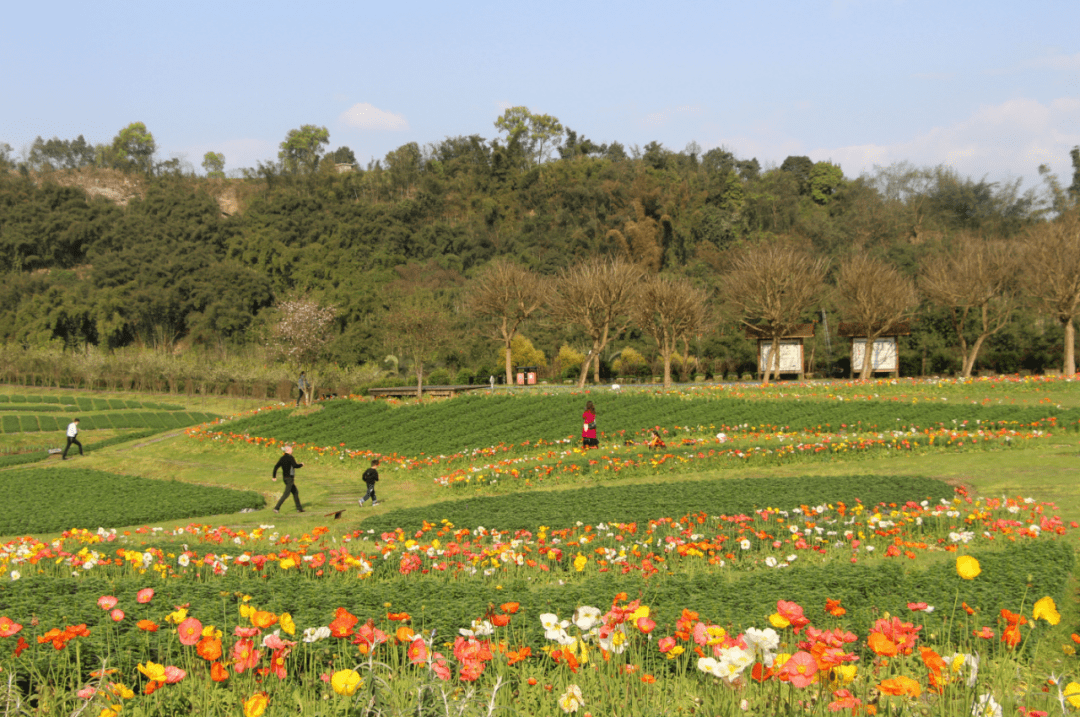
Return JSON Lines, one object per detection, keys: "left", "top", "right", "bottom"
{"left": 0, "top": 467, "right": 263, "bottom": 534}
{"left": 221, "top": 391, "right": 1080, "bottom": 458}
{"left": 357, "top": 473, "right": 954, "bottom": 533}
{"left": 278, "top": 124, "right": 330, "bottom": 175}
{"left": 201, "top": 151, "right": 225, "bottom": 178}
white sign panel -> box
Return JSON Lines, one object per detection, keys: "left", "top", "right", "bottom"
{"left": 759, "top": 339, "right": 803, "bottom": 373}
{"left": 851, "top": 337, "right": 898, "bottom": 372}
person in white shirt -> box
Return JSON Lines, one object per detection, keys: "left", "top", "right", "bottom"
{"left": 62, "top": 418, "right": 83, "bottom": 460}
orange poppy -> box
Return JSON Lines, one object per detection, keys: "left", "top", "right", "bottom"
{"left": 250, "top": 611, "right": 278, "bottom": 629}
{"left": 879, "top": 676, "right": 922, "bottom": 698}
{"left": 825, "top": 599, "right": 846, "bottom": 617}
{"left": 137, "top": 620, "right": 159, "bottom": 633}
{"left": 210, "top": 662, "right": 229, "bottom": 682}
{"left": 196, "top": 636, "right": 223, "bottom": 662}
{"left": 867, "top": 632, "right": 898, "bottom": 657}
{"left": 500, "top": 602, "right": 520, "bottom": 614}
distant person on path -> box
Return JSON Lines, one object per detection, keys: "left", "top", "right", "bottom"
{"left": 582, "top": 401, "right": 598, "bottom": 449}
{"left": 359, "top": 458, "right": 381, "bottom": 506}
{"left": 297, "top": 371, "right": 308, "bottom": 407}
{"left": 62, "top": 418, "right": 83, "bottom": 460}
{"left": 272, "top": 445, "right": 305, "bottom": 513}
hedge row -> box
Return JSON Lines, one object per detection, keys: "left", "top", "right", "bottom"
{"left": 0, "top": 467, "right": 263, "bottom": 534}
{"left": 0, "top": 394, "right": 182, "bottom": 411}
{"left": 0, "top": 411, "right": 216, "bottom": 434}
{"left": 357, "top": 474, "right": 956, "bottom": 533}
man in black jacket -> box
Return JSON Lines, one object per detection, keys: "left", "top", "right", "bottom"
{"left": 358, "top": 458, "right": 380, "bottom": 506}
{"left": 272, "top": 445, "right": 305, "bottom": 513}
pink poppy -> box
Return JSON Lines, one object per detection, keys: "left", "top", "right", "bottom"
{"left": 234, "top": 626, "right": 261, "bottom": 638}
{"left": 177, "top": 618, "right": 203, "bottom": 646}
{"left": 657, "top": 636, "right": 677, "bottom": 653}
{"left": 97, "top": 596, "right": 118, "bottom": 611}
{"left": 163, "top": 666, "right": 186, "bottom": 684}
{"left": 779, "top": 651, "right": 818, "bottom": 688}
{"left": 0, "top": 617, "right": 23, "bottom": 637}
{"left": 907, "top": 602, "right": 931, "bottom": 612}
{"left": 77, "top": 686, "right": 96, "bottom": 699}
{"left": 232, "top": 638, "right": 261, "bottom": 673}
{"left": 110, "top": 610, "right": 125, "bottom": 623}
{"left": 636, "top": 617, "right": 656, "bottom": 634}
{"left": 136, "top": 588, "right": 154, "bottom": 604}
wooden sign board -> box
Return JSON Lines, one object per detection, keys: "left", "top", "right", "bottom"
{"left": 850, "top": 337, "right": 898, "bottom": 372}
{"left": 758, "top": 339, "right": 804, "bottom": 374}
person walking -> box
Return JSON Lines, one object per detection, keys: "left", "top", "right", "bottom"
{"left": 62, "top": 418, "right": 83, "bottom": 460}
{"left": 272, "top": 445, "right": 305, "bottom": 513}
{"left": 582, "top": 401, "right": 598, "bottom": 449}
{"left": 297, "top": 371, "right": 308, "bottom": 407}
{"left": 359, "top": 458, "right": 381, "bottom": 506}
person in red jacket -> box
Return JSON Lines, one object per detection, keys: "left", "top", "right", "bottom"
{"left": 582, "top": 401, "right": 598, "bottom": 449}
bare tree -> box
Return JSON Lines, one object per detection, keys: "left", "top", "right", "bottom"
{"left": 631, "top": 275, "right": 709, "bottom": 388}
{"left": 1023, "top": 211, "right": 1080, "bottom": 375}
{"left": 920, "top": 234, "right": 1020, "bottom": 377}
{"left": 383, "top": 296, "right": 453, "bottom": 398}
{"left": 835, "top": 253, "right": 918, "bottom": 379}
{"left": 467, "top": 259, "right": 548, "bottom": 386}
{"left": 271, "top": 295, "right": 337, "bottom": 404}
{"left": 548, "top": 257, "right": 645, "bottom": 388}
{"left": 719, "top": 242, "right": 828, "bottom": 385}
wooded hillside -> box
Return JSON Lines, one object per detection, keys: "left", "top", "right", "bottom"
{"left": 2, "top": 121, "right": 1079, "bottom": 382}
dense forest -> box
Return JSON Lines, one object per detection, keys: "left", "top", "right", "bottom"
{"left": 2, "top": 116, "right": 1080, "bottom": 385}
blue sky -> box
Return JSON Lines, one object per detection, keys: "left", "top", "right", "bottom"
{"left": 4, "top": 0, "right": 1078, "bottom": 192}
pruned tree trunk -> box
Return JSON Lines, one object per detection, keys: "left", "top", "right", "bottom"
{"left": 1064, "top": 317, "right": 1076, "bottom": 376}
{"left": 504, "top": 343, "right": 513, "bottom": 388}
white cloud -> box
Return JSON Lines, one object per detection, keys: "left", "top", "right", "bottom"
{"left": 812, "top": 97, "right": 1080, "bottom": 185}
{"left": 339, "top": 103, "right": 409, "bottom": 131}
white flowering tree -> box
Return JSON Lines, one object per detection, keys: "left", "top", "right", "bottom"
{"left": 271, "top": 295, "right": 337, "bottom": 405}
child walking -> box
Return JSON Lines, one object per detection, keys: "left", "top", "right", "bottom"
{"left": 359, "top": 458, "right": 380, "bottom": 507}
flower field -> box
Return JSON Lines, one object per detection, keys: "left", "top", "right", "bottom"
{"left": 1, "top": 377, "right": 1080, "bottom": 715}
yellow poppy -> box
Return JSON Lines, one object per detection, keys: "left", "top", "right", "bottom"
{"left": 331, "top": 669, "right": 362, "bottom": 696}
{"left": 956, "top": 555, "right": 981, "bottom": 580}
{"left": 1033, "top": 596, "right": 1061, "bottom": 625}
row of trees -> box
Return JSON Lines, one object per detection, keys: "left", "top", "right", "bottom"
{"left": 424, "top": 208, "right": 1080, "bottom": 391}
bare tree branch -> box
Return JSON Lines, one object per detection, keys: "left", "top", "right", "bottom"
{"left": 835, "top": 253, "right": 918, "bottom": 379}
{"left": 548, "top": 257, "right": 645, "bottom": 388}
{"left": 467, "top": 259, "right": 548, "bottom": 386}
{"left": 920, "top": 233, "right": 1020, "bottom": 377}
{"left": 1023, "top": 210, "right": 1080, "bottom": 374}
{"left": 631, "top": 275, "right": 709, "bottom": 388}
{"left": 718, "top": 242, "right": 828, "bottom": 384}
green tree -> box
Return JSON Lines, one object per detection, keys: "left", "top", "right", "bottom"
{"left": 278, "top": 125, "right": 330, "bottom": 175}
{"left": 809, "top": 161, "right": 844, "bottom": 205}
{"left": 493, "top": 107, "right": 564, "bottom": 167}
{"left": 111, "top": 122, "right": 157, "bottom": 174}
{"left": 1069, "top": 146, "right": 1080, "bottom": 200}
{"left": 0, "top": 143, "right": 13, "bottom": 171}
{"left": 202, "top": 151, "right": 226, "bottom": 178}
